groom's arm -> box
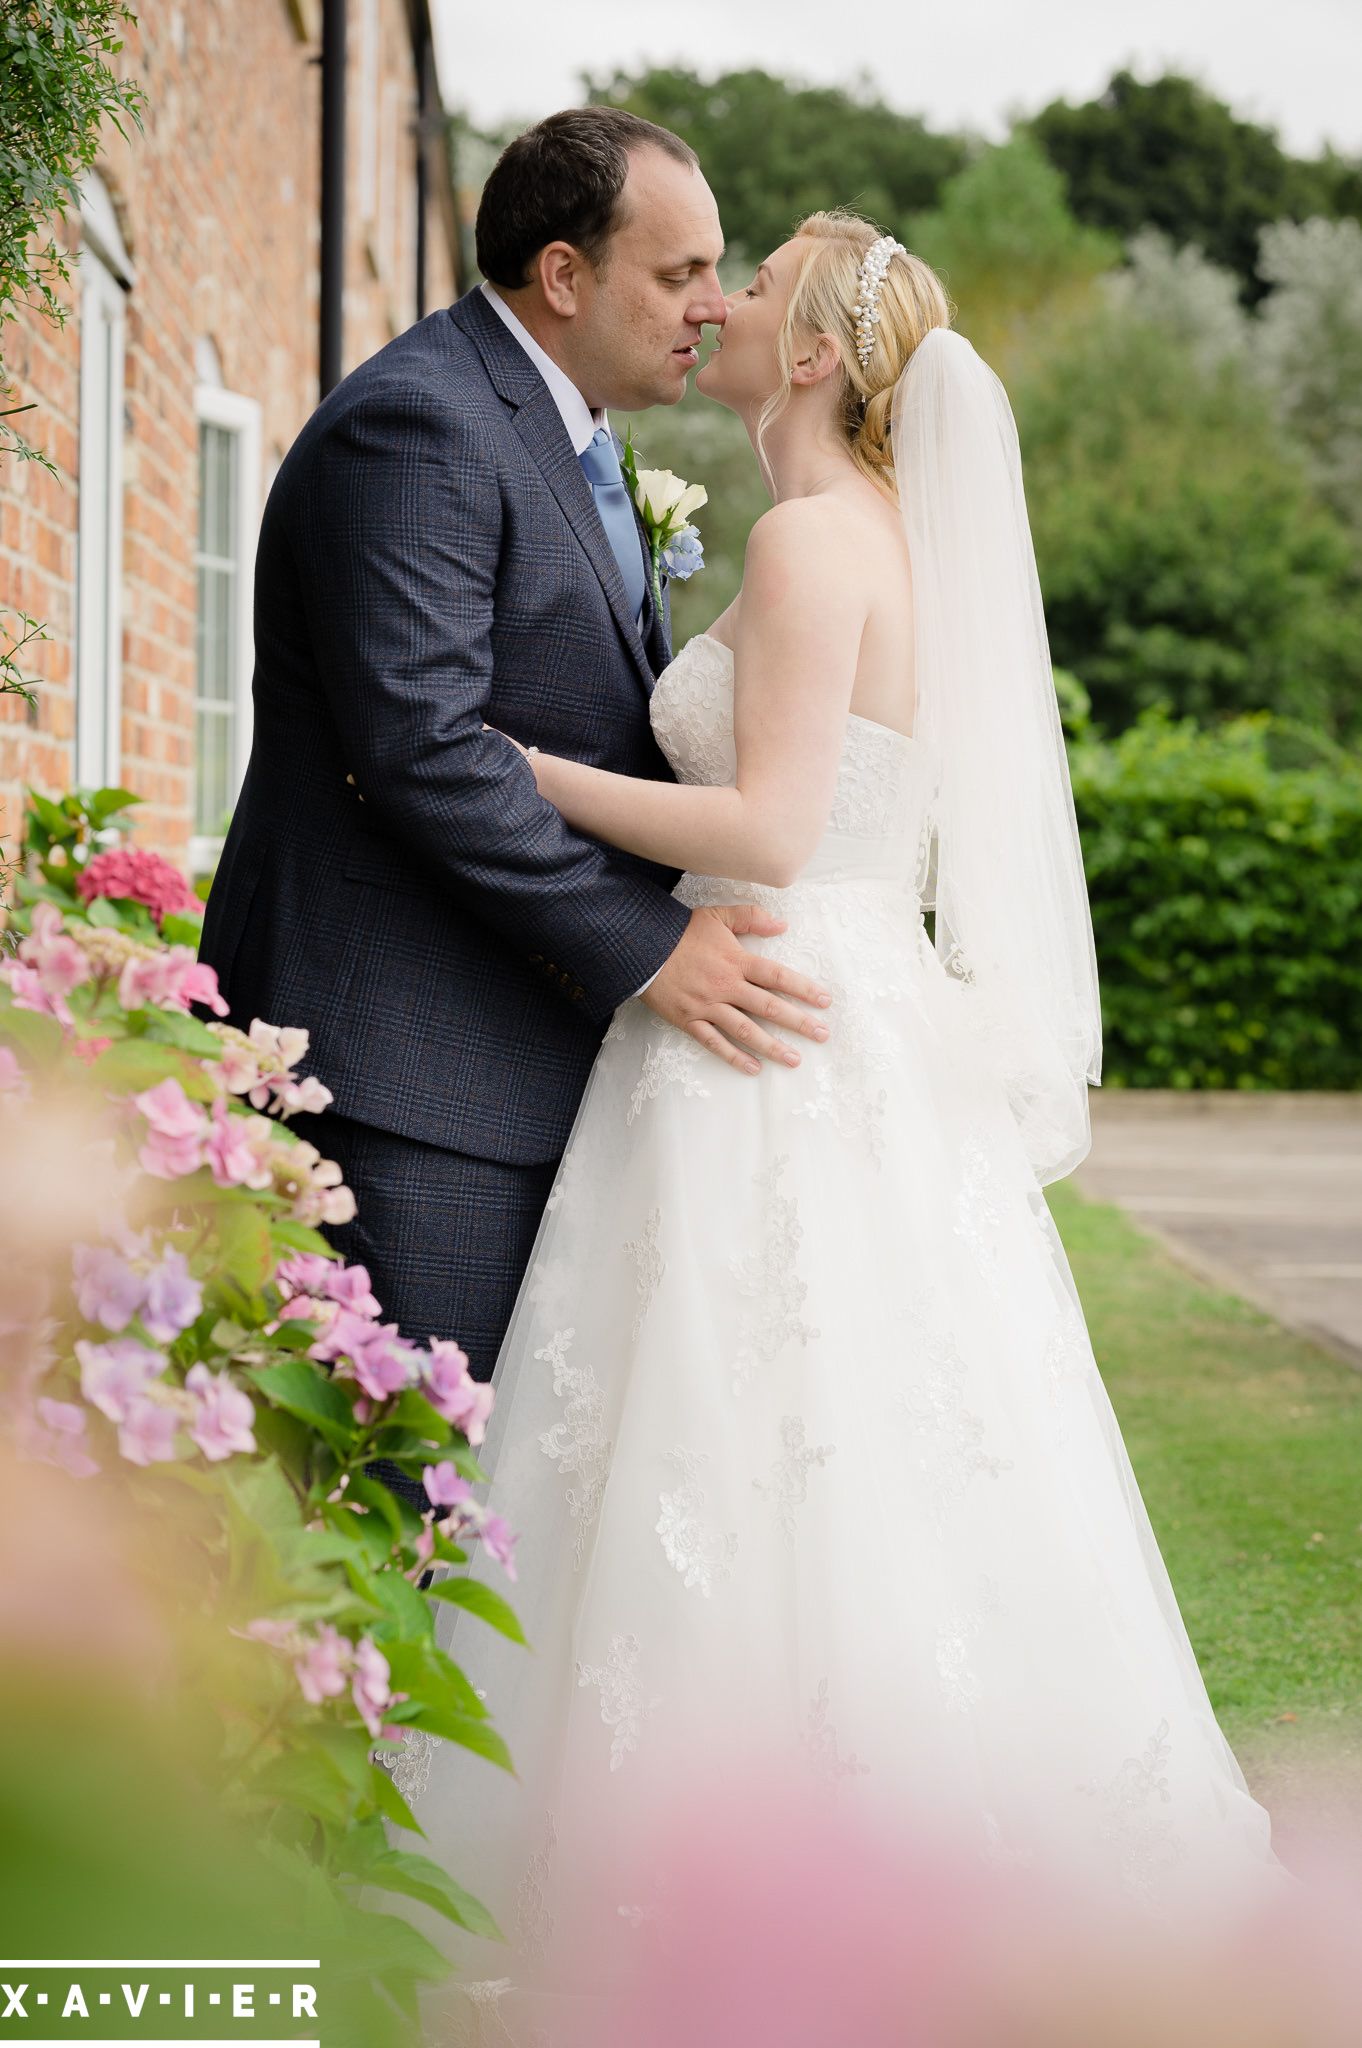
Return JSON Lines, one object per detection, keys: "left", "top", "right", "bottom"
{"left": 292, "top": 385, "right": 689, "bottom": 1022}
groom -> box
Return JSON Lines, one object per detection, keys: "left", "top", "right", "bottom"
{"left": 199, "top": 107, "right": 830, "bottom": 1457}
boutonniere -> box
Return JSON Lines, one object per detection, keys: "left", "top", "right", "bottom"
{"left": 620, "top": 427, "right": 707, "bottom": 616}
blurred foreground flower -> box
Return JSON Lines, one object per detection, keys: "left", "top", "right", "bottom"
{"left": 1, "top": 787, "right": 527, "bottom": 2022}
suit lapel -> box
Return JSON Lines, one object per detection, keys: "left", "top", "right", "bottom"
{"left": 453, "top": 290, "right": 658, "bottom": 697}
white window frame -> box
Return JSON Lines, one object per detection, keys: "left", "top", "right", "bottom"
{"left": 191, "top": 382, "right": 261, "bottom": 876}
{"left": 75, "top": 177, "right": 133, "bottom": 791}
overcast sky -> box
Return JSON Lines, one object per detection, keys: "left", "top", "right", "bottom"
{"left": 431, "top": 0, "right": 1360, "bottom": 159}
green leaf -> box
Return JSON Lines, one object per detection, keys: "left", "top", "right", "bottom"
{"left": 269, "top": 1217, "right": 334, "bottom": 1260}
{"left": 403, "top": 1706, "right": 514, "bottom": 1773}
{"left": 246, "top": 1357, "right": 357, "bottom": 1450}
{"left": 141, "top": 1005, "right": 225, "bottom": 1057}
{"left": 248, "top": 1743, "right": 359, "bottom": 1827}
{"left": 426, "top": 1576, "right": 527, "bottom": 1646}
{"left": 0, "top": 1002, "right": 66, "bottom": 1062}
{"left": 83, "top": 892, "right": 124, "bottom": 928}
{"left": 358, "top": 1848, "right": 503, "bottom": 1939}
{"left": 87, "top": 1036, "right": 217, "bottom": 1100}
{"left": 383, "top": 1640, "right": 487, "bottom": 1722}
{"left": 362, "top": 1562, "right": 435, "bottom": 1640}
{"left": 85, "top": 785, "right": 141, "bottom": 825}
{"left": 367, "top": 1759, "right": 425, "bottom": 1835}
{"left": 216, "top": 1200, "right": 275, "bottom": 1294}
{"left": 160, "top": 910, "right": 204, "bottom": 948}
{"left": 324, "top": 1500, "right": 395, "bottom": 1568}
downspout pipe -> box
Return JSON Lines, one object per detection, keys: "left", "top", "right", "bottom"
{"left": 319, "top": 0, "right": 346, "bottom": 398}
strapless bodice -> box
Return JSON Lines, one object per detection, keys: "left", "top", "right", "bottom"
{"left": 649, "top": 633, "right": 933, "bottom": 886}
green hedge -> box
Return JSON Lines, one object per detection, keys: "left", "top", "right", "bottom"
{"left": 1070, "top": 711, "right": 1362, "bottom": 1089}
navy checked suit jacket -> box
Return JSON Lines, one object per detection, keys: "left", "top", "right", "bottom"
{"left": 199, "top": 287, "right": 693, "bottom": 1166}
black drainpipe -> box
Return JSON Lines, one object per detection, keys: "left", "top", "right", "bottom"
{"left": 319, "top": 0, "right": 346, "bottom": 398}
{"left": 414, "top": 19, "right": 430, "bottom": 321}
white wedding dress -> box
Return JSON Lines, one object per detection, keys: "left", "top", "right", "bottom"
{"left": 404, "top": 631, "right": 1289, "bottom": 2046}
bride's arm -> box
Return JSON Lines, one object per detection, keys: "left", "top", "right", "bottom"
{"left": 525, "top": 502, "right": 865, "bottom": 889}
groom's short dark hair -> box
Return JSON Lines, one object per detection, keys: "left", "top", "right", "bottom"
{"left": 476, "top": 107, "right": 699, "bottom": 288}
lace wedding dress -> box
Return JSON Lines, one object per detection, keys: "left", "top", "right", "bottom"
{"left": 405, "top": 632, "right": 1288, "bottom": 2046}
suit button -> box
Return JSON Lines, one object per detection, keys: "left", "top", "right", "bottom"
{"left": 571, "top": 984, "right": 584, "bottom": 1002}
{"left": 528, "top": 953, "right": 544, "bottom": 967}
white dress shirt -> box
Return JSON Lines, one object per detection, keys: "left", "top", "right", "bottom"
{"left": 478, "top": 283, "right": 667, "bottom": 1002}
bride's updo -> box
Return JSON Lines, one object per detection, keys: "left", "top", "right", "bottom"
{"left": 760, "top": 210, "right": 953, "bottom": 497}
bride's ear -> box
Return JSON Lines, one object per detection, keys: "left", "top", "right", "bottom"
{"left": 789, "top": 331, "right": 842, "bottom": 389}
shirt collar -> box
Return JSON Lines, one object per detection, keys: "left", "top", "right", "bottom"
{"left": 479, "top": 281, "right": 607, "bottom": 457}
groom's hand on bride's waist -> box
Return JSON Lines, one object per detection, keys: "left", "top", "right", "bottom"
{"left": 641, "top": 905, "right": 832, "bottom": 1077}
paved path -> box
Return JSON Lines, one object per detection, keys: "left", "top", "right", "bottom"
{"left": 1074, "top": 1091, "right": 1362, "bottom": 1368}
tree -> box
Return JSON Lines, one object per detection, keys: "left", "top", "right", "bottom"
{"left": 1028, "top": 69, "right": 1359, "bottom": 303}
{"left": 1014, "top": 309, "right": 1362, "bottom": 739}
{"left": 1251, "top": 217, "right": 1362, "bottom": 540}
{"left": 584, "top": 66, "right": 967, "bottom": 266}
{"left": 0, "top": 1, "right": 144, "bottom": 706}
{"left": 907, "top": 134, "right": 1119, "bottom": 370}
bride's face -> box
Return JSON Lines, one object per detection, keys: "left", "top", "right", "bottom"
{"left": 694, "top": 237, "right": 805, "bottom": 417}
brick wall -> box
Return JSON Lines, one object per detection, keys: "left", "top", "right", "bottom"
{"left": 0, "top": 0, "right": 458, "bottom": 866}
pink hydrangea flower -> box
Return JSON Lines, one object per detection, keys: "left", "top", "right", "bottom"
{"left": 325, "top": 1264, "right": 382, "bottom": 1319}
{"left": 350, "top": 1635, "right": 395, "bottom": 1739}
{"left": 276, "top": 1253, "right": 336, "bottom": 1298}
{"left": 22, "top": 1397, "right": 100, "bottom": 1479}
{"left": 478, "top": 1511, "right": 518, "bottom": 1582}
{"left": 72, "top": 1242, "right": 147, "bottom": 1332}
{"left": 421, "top": 1340, "right": 494, "bottom": 1445}
{"left": 204, "top": 1096, "right": 274, "bottom": 1190}
{"left": 347, "top": 1327, "right": 420, "bottom": 1404}
{"left": 134, "top": 1077, "right": 210, "bottom": 1179}
{"left": 117, "top": 1392, "right": 181, "bottom": 1466}
{"left": 142, "top": 1246, "right": 203, "bottom": 1343}
{"left": 77, "top": 845, "right": 199, "bottom": 924}
{"left": 241, "top": 1617, "right": 299, "bottom": 1651}
{"left": 19, "top": 903, "right": 90, "bottom": 998}
{"left": 76, "top": 1335, "right": 167, "bottom": 1421}
{"left": 5, "top": 904, "right": 89, "bottom": 1024}
{"left": 423, "top": 1460, "right": 473, "bottom": 1510}
{"left": 119, "top": 946, "right": 229, "bottom": 1018}
{"left": 185, "top": 1362, "right": 257, "bottom": 1462}
{"left": 294, "top": 1623, "right": 350, "bottom": 1705}
{"left": 271, "top": 1074, "right": 334, "bottom": 1116}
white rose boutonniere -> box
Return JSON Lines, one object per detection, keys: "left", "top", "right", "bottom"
{"left": 620, "top": 427, "right": 708, "bottom": 617}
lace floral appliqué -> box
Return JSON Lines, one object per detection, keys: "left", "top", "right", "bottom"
{"left": 800, "top": 1677, "right": 871, "bottom": 1790}
{"left": 625, "top": 1207, "right": 666, "bottom": 1340}
{"left": 1077, "top": 1717, "right": 1188, "bottom": 1911}
{"left": 536, "top": 1328, "right": 611, "bottom": 1569}
{"left": 576, "top": 1631, "right": 662, "bottom": 1772}
{"left": 627, "top": 1031, "right": 712, "bottom": 1125}
{"left": 728, "top": 1156, "right": 819, "bottom": 1395}
{"left": 753, "top": 1414, "right": 836, "bottom": 1545}
{"left": 656, "top": 1445, "right": 738, "bottom": 1596}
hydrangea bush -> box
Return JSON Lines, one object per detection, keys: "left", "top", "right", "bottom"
{"left": 1, "top": 787, "right": 521, "bottom": 2017}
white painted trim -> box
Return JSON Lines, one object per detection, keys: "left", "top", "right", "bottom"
{"left": 75, "top": 242, "right": 127, "bottom": 792}
{"left": 191, "top": 383, "right": 261, "bottom": 874}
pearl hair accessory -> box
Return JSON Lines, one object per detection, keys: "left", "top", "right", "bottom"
{"left": 852, "top": 235, "right": 907, "bottom": 369}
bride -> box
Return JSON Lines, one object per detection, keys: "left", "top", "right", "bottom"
{"left": 404, "top": 211, "right": 1290, "bottom": 2039}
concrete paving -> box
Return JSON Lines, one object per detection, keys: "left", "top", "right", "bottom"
{"left": 1074, "top": 1090, "right": 1362, "bottom": 1369}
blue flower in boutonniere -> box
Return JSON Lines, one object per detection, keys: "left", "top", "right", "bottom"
{"left": 620, "top": 426, "right": 708, "bottom": 616}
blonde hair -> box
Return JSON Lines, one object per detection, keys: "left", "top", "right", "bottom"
{"left": 755, "top": 210, "right": 954, "bottom": 499}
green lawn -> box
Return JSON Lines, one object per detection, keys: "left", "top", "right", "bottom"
{"left": 1046, "top": 1182, "right": 1362, "bottom": 1805}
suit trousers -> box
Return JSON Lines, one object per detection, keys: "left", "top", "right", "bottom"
{"left": 291, "top": 1106, "right": 559, "bottom": 1508}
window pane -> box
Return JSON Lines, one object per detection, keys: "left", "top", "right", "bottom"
{"left": 194, "top": 420, "right": 241, "bottom": 836}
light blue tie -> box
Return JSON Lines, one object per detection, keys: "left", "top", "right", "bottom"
{"left": 579, "top": 427, "right": 647, "bottom": 626}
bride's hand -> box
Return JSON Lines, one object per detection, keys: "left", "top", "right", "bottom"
{"left": 482, "top": 721, "right": 535, "bottom": 761}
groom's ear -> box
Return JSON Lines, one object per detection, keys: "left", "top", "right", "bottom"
{"left": 537, "top": 241, "right": 589, "bottom": 319}
{"left": 789, "top": 332, "right": 842, "bottom": 389}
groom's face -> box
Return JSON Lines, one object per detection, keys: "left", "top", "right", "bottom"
{"left": 567, "top": 149, "right": 727, "bottom": 412}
